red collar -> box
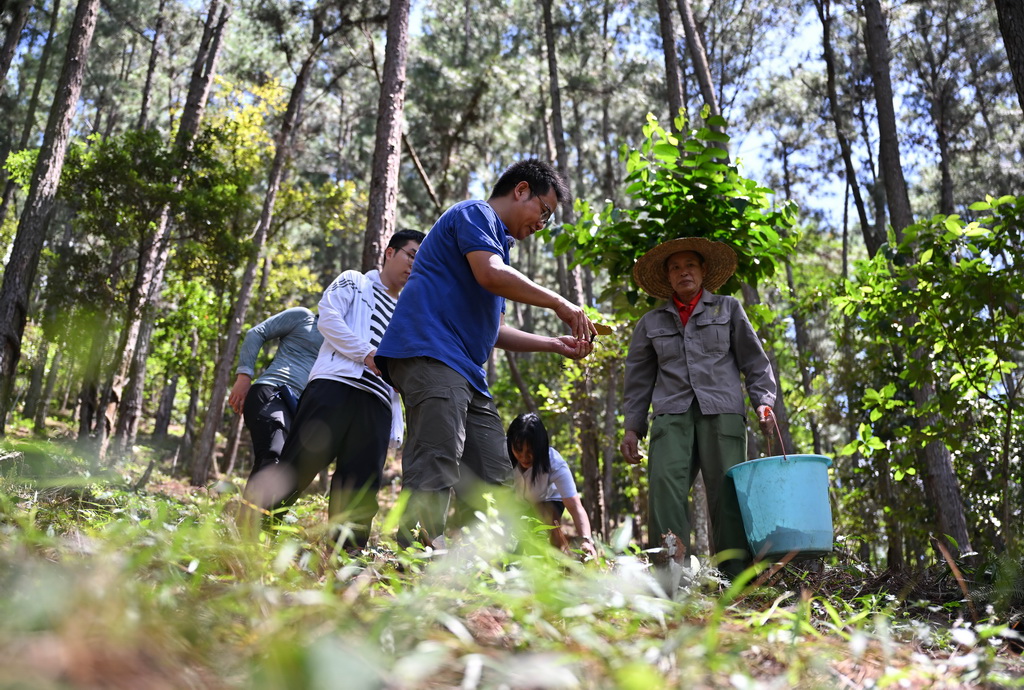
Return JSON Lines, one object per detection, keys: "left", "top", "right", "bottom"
{"left": 672, "top": 290, "right": 703, "bottom": 326}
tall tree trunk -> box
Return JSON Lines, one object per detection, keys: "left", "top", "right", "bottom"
{"left": 862, "top": 0, "right": 972, "bottom": 559}
{"left": 177, "top": 329, "right": 202, "bottom": 475}
{"left": 0, "top": 0, "right": 33, "bottom": 90}
{"left": 152, "top": 373, "right": 177, "bottom": 441}
{"left": 104, "top": 0, "right": 229, "bottom": 461}
{"left": 656, "top": 0, "right": 684, "bottom": 126}
{"left": 813, "top": 0, "right": 878, "bottom": 256}
{"left": 908, "top": 5, "right": 956, "bottom": 215}
{"left": 219, "top": 411, "right": 243, "bottom": 477}
{"left": 0, "top": 0, "right": 60, "bottom": 231}
{"left": 32, "top": 347, "right": 61, "bottom": 434}
{"left": 540, "top": 0, "right": 602, "bottom": 532}
{"left": 994, "top": 0, "right": 1024, "bottom": 112}
{"left": 786, "top": 262, "right": 822, "bottom": 455}
{"left": 861, "top": 0, "right": 913, "bottom": 237}
{"left": 676, "top": 0, "right": 719, "bottom": 117}
{"left": 22, "top": 341, "right": 49, "bottom": 421}
{"left": 778, "top": 144, "right": 822, "bottom": 454}
{"left": 601, "top": 359, "right": 619, "bottom": 538}
{"left": 0, "top": 0, "right": 99, "bottom": 435}
{"left": 191, "top": 39, "right": 316, "bottom": 485}
{"left": 76, "top": 313, "right": 109, "bottom": 443}
{"left": 361, "top": 0, "right": 411, "bottom": 272}
{"left": 136, "top": 0, "right": 165, "bottom": 130}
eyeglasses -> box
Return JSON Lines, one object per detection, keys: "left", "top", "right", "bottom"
{"left": 535, "top": 193, "right": 555, "bottom": 227}
{"left": 397, "top": 246, "right": 417, "bottom": 261}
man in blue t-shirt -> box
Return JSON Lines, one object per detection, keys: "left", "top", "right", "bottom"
{"left": 376, "top": 159, "right": 596, "bottom": 545}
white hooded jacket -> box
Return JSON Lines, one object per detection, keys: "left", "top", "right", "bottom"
{"left": 308, "top": 268, "right": 404, "bottom": 447}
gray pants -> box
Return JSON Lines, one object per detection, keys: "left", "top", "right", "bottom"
{"left": 387, "top": 356, "right": 512, "bottom": 543}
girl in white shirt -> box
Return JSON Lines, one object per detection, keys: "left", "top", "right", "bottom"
{"left": 507, "top": 413, "right": 597, "bottom": 557}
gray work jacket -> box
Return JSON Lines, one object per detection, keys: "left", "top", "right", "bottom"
{"left": 623, "top": 292, "right": 777, "bottom": 438}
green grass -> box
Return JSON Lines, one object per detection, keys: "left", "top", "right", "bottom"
{"left": 1, "top": 440, "right": 1022, "bottom": 688}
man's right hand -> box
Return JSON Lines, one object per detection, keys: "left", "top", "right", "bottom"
{"left": 620, "top": 430, "right": 643, "bottom": 465}
{"left": 554, "top": 298, "right": 597, "bottom": 343}
{"left": 228, "top": 374, "right": 252, "bottom": 414}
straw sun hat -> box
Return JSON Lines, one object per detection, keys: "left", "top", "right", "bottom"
{"left": 632, "top": 237, "right": 738, "bottom": 300}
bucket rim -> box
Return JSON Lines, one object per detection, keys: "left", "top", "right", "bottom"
{"left": 726, "top": 454, "right": 833, "bottom": 476}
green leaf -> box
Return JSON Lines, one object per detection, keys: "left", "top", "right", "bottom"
{"left": 919, "top": 248, "right": 933, "bottom": 264}
{"left": 653, "top": 142, "right": 679, "bottom": 160}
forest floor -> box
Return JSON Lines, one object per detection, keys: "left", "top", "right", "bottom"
{"left": 1, "top": 431, "right": 1023, "bottom": 688}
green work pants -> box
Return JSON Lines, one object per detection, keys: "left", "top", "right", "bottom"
{"left": 647, "top": 407, "right": 751, "bottom": 576}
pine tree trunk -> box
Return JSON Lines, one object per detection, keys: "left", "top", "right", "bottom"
{"left": 601, "top": 359, "right": 619, "bottom": 538}
{"left": 0, "top": 0, "right": 34, "bottom": 89}
{"left": 22, "top": 340, "right": 49, "bottom": 421}
{"left": 191, "top": 41, "right": 315, "bottom": 485}
{"left": 540, "top": 0, "right": 602, "bottom": 533}
{"left": 76, "top": 314, "right": 109, "bottom": 443}
{"left": 0, "top": 0, "right": 99, "bottom": 435}
{"left": 0, "top": 0, "right": 61, "bottom": 232}
{"left": 177, "top": 329, "right": 202, "bottom": 476}
{"left": 362, "top": 0, "right": 411, "bottom": 272}
{"left": 136, "top": 0, "right": 165, "bottom": 130}
{"left": 104, "top": 0, "right": 229, "bottom": 461}
{"left": 32, "top": 347, "right": 61, "bottom": 434}
{"left": 813, "top": 0, "right": 878, "bottom": 256}
{"left": 675, "top": 0, "right": 719, "bottom": 117}
{"left": 656, "top": 0, "right": 684, "bottom": 125}
{"left": 152, "top": 373, "right": 177, "bottom": 441}
{"left": 995, "top": 0, "right": 1024, "bottom": 112}
{"left": 862, "top": 0, "right": 972, "bottom": 560}
{"left": 219, "top": 411, "right": 243, "bottom": 476}
{"left": 861, "top": 0, "right": 913, "bottom": 235}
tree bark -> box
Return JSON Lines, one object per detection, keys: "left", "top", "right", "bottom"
{"left": 361, "top": 0, "right": 411, "bottom": 272}
{"left": 0, "top": 0, "right": 60, "bottom": 232}
{"left": 504, "top": 350, "right": 538, "bottom": 414}
{"left": 813, "top": 0, "right": 878, "bottom": 256}
{"left": 136, "top": 0, "right": 165, "bottom": 130}
{"left": 0, "top": 0, "right": 99, "bottom": 435}
{"left": 22, "top": 340, "right": 48, "bottom": 421}
{"left": 103, "top": 0, "right": 229, "bottom": 460}
{"left": 540, "top": 0, "right": 602, "bottom": 532}
{"left": 676, "top": 0, "right": 719, "bottom": 117}
{"left": 656, "top": 0, "right": 684, "bottom": 127}
{"left": 862, "top": 0, "right": 973, "bottom": 559}
{"left": 861, "top": 0, "right": 913, "bottom": 236}
{"left": 76, "top": 313, "right": 109, "bottom": 443}
{"left": 994, "top": 0, "right": 1024, "bottom": 112}
{"left": 191, "top": 36, "right": 316, "bottom": 485}
{"left": 0, "top": 0, "right": 33, "bottom": 90}
{"left": 32, "top": 347, "right": 61, "bottom": 434}
{"left": 152, "top": 373, "right": 177, "bottom": 441}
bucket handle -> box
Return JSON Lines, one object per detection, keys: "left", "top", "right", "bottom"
{"left": 762, "top": 407, "right": 788, "bottom": 462}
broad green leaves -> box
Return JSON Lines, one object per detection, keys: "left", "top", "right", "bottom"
{"left": 550, "top": 111, "right": 798, "bottom": 310}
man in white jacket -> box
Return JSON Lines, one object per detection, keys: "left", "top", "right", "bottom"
{"left": 243, "top": 229, "right": 424, "bottom": 547}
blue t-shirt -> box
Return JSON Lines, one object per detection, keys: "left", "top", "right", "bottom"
{"left": 377, "top": 200, "right": 511, "bottom": 395}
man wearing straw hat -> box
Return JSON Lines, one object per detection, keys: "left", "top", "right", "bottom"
{"left": 620, "top": 237, "right": 777, "bottom": 578}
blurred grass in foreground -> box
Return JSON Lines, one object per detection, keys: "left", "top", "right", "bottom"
{"left": 0, "top": 439, "right": 1022, "bottom": 689}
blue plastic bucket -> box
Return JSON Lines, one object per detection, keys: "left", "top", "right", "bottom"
{"left": 726, "top": 454, "right": 834, "bottom": 559}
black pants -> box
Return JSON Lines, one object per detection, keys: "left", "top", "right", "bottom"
{"left": 242, "top": 383, "right": 294, "bottom": 479}
{"left": 275, "top": 379, "right": 391, "bottom": 547}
